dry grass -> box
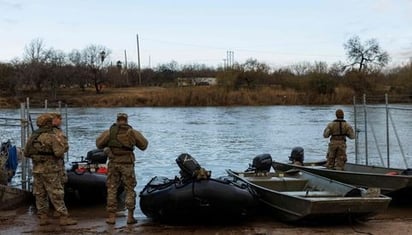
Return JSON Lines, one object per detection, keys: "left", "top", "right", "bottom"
{"left": 0, "top": 86, "right": 356, "bottom": 108}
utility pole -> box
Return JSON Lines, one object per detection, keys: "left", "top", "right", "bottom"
{"left": 136, "top": 33, "right": 142, "bottom": 85}
{"left": 226, "top": 50, "right": 234, "bottom": 68}
{"left": 124, "top": 49, "right": 129, "bottom": 85}
{"left": 124, "top": 49, "right": 128, "bottom": 70}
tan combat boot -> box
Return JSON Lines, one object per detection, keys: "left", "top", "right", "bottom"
{"left": 127, "top": 210, "right": 137, "bottom": 224}
{"left": 59, "top": 215, "right": 77, "bottom": 226}
{"left": 106, "top": 212, "right": 116, "bottom": 224}
{"left": 38, "top": 214, "right": 50, "bottom": 226}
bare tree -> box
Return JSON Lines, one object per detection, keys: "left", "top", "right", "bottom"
{"left": 328, "top": 61, "right": 346, "bottom": 78}
{"left": 289, "top": 61, "right": 311, "bottom": 76}
{"left": 343, "top": 36, "right": 390, "bottom": 72}
{"left": 23, "top": 38, "right": 50, "bottom": 63}
{"left": 22, "top": 38, "right": 53, "bottom": 91}
{"left": 68, "top": 49, "right": 87, "bottom": 90}
{"left": 308, "top": 61, "right": 328, "bottom": 74}
{"left": 81, "top": 45, "right": 111, "bottom": 93}
{"left": 47, "top": 49, "right": 67, "bottom": 99}
{"left": 68, "top": 49, "right": 82, "bottom": 66}
{"left": 237, "top": 58, "right": 271, "bottom": 88}
{"left": 0, "top": 62, "right": 16, "bottom": 95}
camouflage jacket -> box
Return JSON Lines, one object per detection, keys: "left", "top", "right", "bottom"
{"left": 24, "top": 127, "right": 69, "bottom": 173}
{"left": 96, "top": 123, "right": 148, "bottom": 163}
{"left": 323, "top": 119, "right": 356, "bottom": 142}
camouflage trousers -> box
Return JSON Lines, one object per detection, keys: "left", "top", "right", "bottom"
{"left": 33, "top": 172, "right": 69, "bottom": 216}
{"left": 326, "top": 141, "right": 347, "bottom": 170}
{"left": 59, "top": 159, "right": 68, "bottom": 185}
{"left": 106, "top": 162, "right": 137, "bottom": 213}
{"left": 0, "top": 154, "right": 8, "bottom": 185}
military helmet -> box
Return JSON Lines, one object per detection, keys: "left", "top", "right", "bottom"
{"left": 50, "top": 112, "right": 62, "bottom": 119}
{"left": 36, "top": 113, "right": 53, "bottom": 127}
{"left": 117, "top": 112, "right": 128, "bottom": 121}
{"left": 335, "top": 109, "right": 344, "bottom": 119}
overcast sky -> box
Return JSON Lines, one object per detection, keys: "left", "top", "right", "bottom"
{"left": 1, "top": 0, "right": 411, "bottom": 68}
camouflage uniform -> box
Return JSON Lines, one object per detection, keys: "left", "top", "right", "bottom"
{"left": 323, "top": 109, "right": 356, "bottom": 170}
{"left": 51, "top": 113, "right": 69, "bottom": 185}
{"left": 24, "top": 113, "right": 76, "bottom": 226}
{"left": 96, "top": 113, "right": 148, "bottom": 224}
{"left": 0, "top": 152, "right": 7, "bottom": 185}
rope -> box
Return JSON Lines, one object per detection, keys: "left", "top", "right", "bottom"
{"left": 346, "top": 210, "right": 373, "bottom": 235}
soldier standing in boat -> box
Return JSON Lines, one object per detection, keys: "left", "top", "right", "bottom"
{"left": 24, "top": 113, "right": 77, "bottom": 226}
{"left": 96, "top": 112, "right": 148, "bottom": 225}
{"left": 323, "top": 109, "right": 355, "bottom": 170}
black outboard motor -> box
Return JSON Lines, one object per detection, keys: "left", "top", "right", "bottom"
{"left": 176, "top": 153, "right": 211, "bottom": 180}
{"left": 289, "top": 147, "right": 304, "bottom": 165}
{"left": 247, "top": 154, "right": 272, "bottom": 173}
{"left": 86, "top": 149, "right": 108, "bottom": 164}
{"left": 176, "top": 153, "right": 200, "bottom": 179}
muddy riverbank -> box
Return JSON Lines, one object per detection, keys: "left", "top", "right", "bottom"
{"left": 1, "top": 203, "right": 412, "bottom": 235}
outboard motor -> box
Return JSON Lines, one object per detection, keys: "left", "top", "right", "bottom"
{"left": 176, "top": 153, "right": 211, "bottom": 180}
{"left": 289, "top": 147, "right": 304, "bottom": 165}
{"left": 86, "top": 149, "right": 108, "bottom": 164}
{"left": 247, "top": 154, "right": 272, "bottom": 173}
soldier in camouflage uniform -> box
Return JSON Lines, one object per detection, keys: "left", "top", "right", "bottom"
{"left": 24, "top": 113, "right": 77, "bottom": 226}
{"left": 51, "top": 113, "right": 68, "bottom": 185}
{"left": 96, "top": 113, "right": 148, "bottom": 225}
{"left": 0, "top": 152, "right": 7, "bottom": 185}
{"left": 323, "top": 109, "right": 356, "bottom": 170}
{"left": 49, "top": 113, "right": 69, "bottom": 219}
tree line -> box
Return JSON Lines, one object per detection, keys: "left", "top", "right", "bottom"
{"left": 0, "top": 36, "right": 411, "bottom": 100}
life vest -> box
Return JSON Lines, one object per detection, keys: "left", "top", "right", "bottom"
{"left": 25, "top": 127, "right": 55, "bottom": 157}
{"left": 330, "top": 119, "right": 347, "bottom": 141}
{"left": 107, "top": 124, "right": 134, "bottom": 152}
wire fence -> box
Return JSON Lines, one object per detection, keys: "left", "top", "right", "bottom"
{"left": 353, "top": 94, "right": 412, "bottom": 169}
{"left": 1, "top": 98, "right": 68, "bottom": 192}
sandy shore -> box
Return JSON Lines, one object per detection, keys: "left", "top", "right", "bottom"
{"left": 1, "top": 203, "right": 412, "bottom": 235}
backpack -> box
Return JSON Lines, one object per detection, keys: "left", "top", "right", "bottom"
{"left": 1, "top": 140, "right": 18, "bottom": 182}
{"left": 107, "top": 124, "right": 134, "bottom": 151}
{"left": 24, "top": 127, "right": 54, "bottom": 157}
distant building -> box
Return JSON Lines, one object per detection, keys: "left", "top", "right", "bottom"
{"left": 177, "top": 77, "right": 217, "bottom": 87}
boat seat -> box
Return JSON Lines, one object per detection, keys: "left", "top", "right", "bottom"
{"left": 250, "top": 177, "right": 309, "bottom": 191}
{"left": 283, "top": 191, "right": 339, "bottom": 197}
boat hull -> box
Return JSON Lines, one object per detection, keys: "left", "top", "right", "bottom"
{"left": 227, "top": 169, "right": 391, "bottom": 223}
{"left": 139, "top": 176, "right": 257, "bottom": 222}
{"left": 0, "top": 184, "right": 33, "bottom": 210}
{"left": 64, "top": 170, "right": 108, "bottom": 204}
{"left": 273, "top": 161, "right": 412, "bottom": 199}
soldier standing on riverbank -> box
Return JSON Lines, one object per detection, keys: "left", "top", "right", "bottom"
{"left": 50, "top": 113, "right": 68, "bottom": 185}
{"left": 323, "top": 109, "right": 355, "bottom": 170}
{"left": 96, "top": 112, "right": 148, "bottom": 225}
{"left": 24, "top": 113, "right": 77, "bottom": 226}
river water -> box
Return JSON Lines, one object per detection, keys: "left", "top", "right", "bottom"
{"left": 1, "top": 105, "right": 411, "bottom": 216}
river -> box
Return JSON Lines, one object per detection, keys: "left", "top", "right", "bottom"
{"left": 1, "top": 105, "right": 411, "bottom": 216}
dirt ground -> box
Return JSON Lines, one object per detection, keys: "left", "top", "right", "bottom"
{"left": 1, "top": 203, "right": 412, "bottom": 235}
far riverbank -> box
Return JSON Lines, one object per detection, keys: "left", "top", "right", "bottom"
{"left": 0, "top": 86, "right": 356, "bottom": 108}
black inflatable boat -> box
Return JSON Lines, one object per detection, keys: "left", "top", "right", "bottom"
{"left": 139, "top": 153, "right": 258, "bottom": 222}
{"left": 65, "top": 149, "right": 124, "bottom": 204}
